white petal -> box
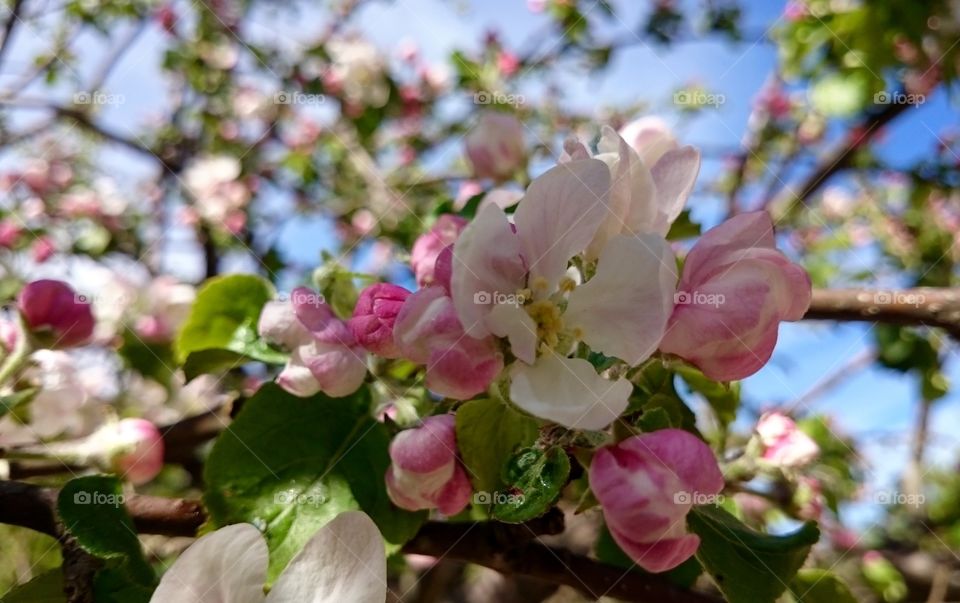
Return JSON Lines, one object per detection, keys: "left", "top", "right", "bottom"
{"left": 565, "top": 235, "right": 677, "bottom": 365}
{"left": 151, "top": 524, "right": 267, "bottom": 603}
{"left": 514, "top": 159, "right": 611, "bottom": 293}
{"left": 486, "top": 303, "right": 538, "bottom": 364}
{"left": 509, "top": 354, "right": 631, "bottom": 430}
{"left": 450, "top": 203, "right": 526, "bottom": 337}
{"left": 650, "top": 146, "right": 700, "bottom": 236}
{"left": 587, "top": 128, "right": 656, "bottom": 258}
{"left": 266, "top": 512, "right": 386, "bottom": 603}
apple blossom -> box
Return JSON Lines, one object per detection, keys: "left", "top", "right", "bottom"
{"left": 562, "top": 125, "right": 700, "bottom": 256}
{"left": 450, "top": 158, "right": 676, "bottom": 429}
{"left": 90, "top": 418, "right": 165, "bottom": 485}
{"left": 393, "top": 286, "right": 503, "bottom": 400}
{"left": 134, "top": 276, "right": 196, "bottom": 342}
{"left": 7, "top": 417, "right": 163, "bottom": 484}
{"left": 658, "top": 211, "right": 812, "bottom": 381}
{"left": 0, "top": 219, "right": 22, "bottom": 248}
{"left": 326, "top": 36, "right": 390, "bottom": 109}
{"left": 150, "top": 511, "right": 386, "bottom": 603}
{"left": 590, "top": 429, "right": 724, "bottom": 573}
{"left": 257, "top": 287, "right": 367, "bottom": 398}
{"left": 349, "top": 283, "right": 410, "bottom": 358}
{"left": 18, "top": 279, "right": 95, "bottom": 348}
{"left": 385, "top": 414, "right": 472, "bottom": 515}
{"left": 756, "top": 411, "right": 819, "bottom": 468}
{"left": 182, "top": 155, "right": 250, "bottom": 231}
{"left": 464, "top": 111, "right": 526, "bottom": 181}
{"left": 410, "top": 214, "right": 467, "bottom": 287}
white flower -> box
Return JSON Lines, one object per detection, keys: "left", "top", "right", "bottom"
{"left": 327, "top": 37, "right": 389, "bottom": 108}
{"left": 450, "top": 157, "right": 680, "bottom": 430}
{"left": 150, "top": 512, "right": 386, "bottom": 603}
{"left": 182, "top": 155, "right": 250, "bottom": 225}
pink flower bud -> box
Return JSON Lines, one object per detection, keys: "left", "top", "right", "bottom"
{"left": 385, "top": 415, "right": 472, "bottom": 515}
{"left": 18, "top": 280, "right": 95, "bottom": 348}
{"left": 92, "top": 418, "right": 165, "bottom": 485}
{"left": 289, "top": 287, "right": 368, "bottom": 398}
{"left": 349, "top": 283, "right": 411, "bottom": 358}
{"left": 589, "top": 429, "right": 724, "bottom": 573}
{"left": 464, "top": 112, "right": 526, "bottom": 181}
{"left": 31, "top": 237, "right": 56, "bottom": 263}
{"left": 410, "top": 214, "right": 467, "bottom": 287}
{"left": 0, "top": 219, "right": 22, "bottom": 248}
{"left": 393, "top": 287, "right": 503, "bottom": 400}
{"left": 756, "top": 412, "right": 819, "bottom": 468}
{"left": 658, "top": 212, "right": 811, "bottom": 381}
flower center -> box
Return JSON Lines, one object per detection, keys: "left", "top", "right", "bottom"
{"left": 526, "top": 299, "right": 564, "bottom": 350}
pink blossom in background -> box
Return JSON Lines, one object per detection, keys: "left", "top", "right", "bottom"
{"left": 18, "top": 279, "right": 95, "bottom": 348}
{"left": 756, "top": 411, "right": 820, "bottom": 468}
{"left": 464, "top": 111, "right": 526, "bottom": 181}
{"left": 659, "top": 211, "right": 812, "bottom": 381}
{"left": 31, "top": 237, "right": 56, "bottom": 263}
{"left": 92, "top": 418, "right": 165, "bottom": 485}
{"left": 590, "top": 429, "right": 724, "bottom": 572}
{"left": 385, "top": 414, "right": 472, "bottom": 515}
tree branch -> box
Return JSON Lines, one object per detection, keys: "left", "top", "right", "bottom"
{"left": 770, "top": 95, "right": 918, "bottom": 209}
{"left": 0, "top": 481, "right": 720, "bottom": 603}
{"left": 803, "top": 288, "right": 960, "bottom": 339}
{"left": 0, "top": 0, "right": 25, "bottom": 67}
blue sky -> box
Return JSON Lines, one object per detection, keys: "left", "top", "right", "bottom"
{"left": 4, "top": 0, "right": 959, "bottom": 531}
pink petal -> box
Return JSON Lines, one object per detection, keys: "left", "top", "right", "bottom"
{"left": 650, "top": 145, "right": 700, "bottom": 235}
{"left": 449, "top": 204, "right": 526, "bottom": 336}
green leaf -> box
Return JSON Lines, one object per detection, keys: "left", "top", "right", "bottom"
{"left": 455, "top": 398, "right": 540, "bottom": 494}
{"left": 688, "top": 505, "right": 819, "bottom": 603}
{"left": 637, "top": 406, "right": 672, "bottom": 432}
{"left": 175, "top": 274, "right": 285, "bottom": 377}
{"left": 204, "top": 383, "right": 424, "bottom": 583}
{"left": 57, "top": 476, "right": 156, "bottom": 602}
{"left": 0, "top": 388, "right": 37, "bottom": 420}
{"left": 630, "top": 362, "right": 699, "bottom": 434}
{"left": 788, "top": 569, "right": 857, "bottom": 603}
{"left": 491, "top": 447, "right": 569, "bottom": 523}
{"left": 666, "top": 209, "right": 701, "bottom": 240}
{"left": 676, "top": 366, "right": 739, "bottom": 430}
{"left": 2, "top": 570, "right": 65, "bottom": 603}
{"left": 809, "top": 71, "right": 870, "bottom": 117}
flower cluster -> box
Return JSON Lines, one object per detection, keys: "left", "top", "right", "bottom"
{"left": 252, "top": 117, "right": 813, "bottom": 573}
